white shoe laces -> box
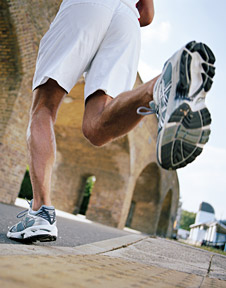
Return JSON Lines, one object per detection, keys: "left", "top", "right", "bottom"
{"left": 16, "top": 199, "right": 32, "bottom": 218}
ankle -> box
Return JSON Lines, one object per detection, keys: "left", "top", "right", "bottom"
{"left": 32, "top": 198, "right": 52, "bottom": 211}
{"left": 145, "top": 75, "right": 160, "bottom": 103}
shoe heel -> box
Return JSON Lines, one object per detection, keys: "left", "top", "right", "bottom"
{"left": 159, "top": 103, "right": 211, "bottom": 170}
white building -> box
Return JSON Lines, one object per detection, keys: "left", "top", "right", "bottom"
{"left": 177, "top": 228, "right": 190, "bottom": 240}
{"left": 189, "top": 202, "right": 215, "bottom": 245}
{"left": 188, "top": 202, "right": 226, "bottom": 251}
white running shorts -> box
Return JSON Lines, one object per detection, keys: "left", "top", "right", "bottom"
{"left": 32, "top": 0, "right": 141, "bottom": 101}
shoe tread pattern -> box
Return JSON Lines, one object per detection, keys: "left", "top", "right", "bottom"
{"left": 186, "top": 41, "right": 216, "bottom": 93}
{"left": 161, "top": 103, "right": 211, "bottom": 169}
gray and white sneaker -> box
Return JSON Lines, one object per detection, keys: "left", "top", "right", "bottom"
{"left": 137, "top": 41, "right": 216, "bottom": 170}
{"left": 7, "top": 200, "right": 58, "bottom": 243}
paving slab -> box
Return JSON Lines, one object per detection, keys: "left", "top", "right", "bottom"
{"left": 103, "top": 237, "right": 226, "bottom": 279}
{"left": 201, "top": 277, "right": 226, "bottom": 288}
{"left": 0, "top": 254, "right": 206, "bottom": 288}
{"left": 1, "top": 253, "right": 226, "bottom": 288}
{"left": 0, "top": 243, "right": 80, "bottom": 256}
{"left": 209, "top": 254, "right": 226, "bottom": 280}
{"left": 0, "top": 235, "right": 226, "bottom": 288}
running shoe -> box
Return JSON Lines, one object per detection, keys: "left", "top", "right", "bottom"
{"left": 7, "top": 200, "right": 58, "bottom": 243}
{"left": 137, "top": 41, "right": 216, "bottom": 170}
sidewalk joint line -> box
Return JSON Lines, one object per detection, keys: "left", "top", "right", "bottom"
{"left": 198, "top": 254, "right": 214, "bottom": 287}
{"left": 207, "top": 254, "right": 214, "bottom": 276}
{"left": 95, "top": 236, "right": 149, "bottom": 255}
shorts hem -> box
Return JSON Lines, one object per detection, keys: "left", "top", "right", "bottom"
{"left": 32, "top": 75, "right": 70, "bottom": 94}
{"left": 85, "top": 85, "right": 122, "bottom": 101}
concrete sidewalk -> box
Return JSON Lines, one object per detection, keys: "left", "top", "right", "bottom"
{"left": 0, "top": 235, "right": 226, "bottom": 288}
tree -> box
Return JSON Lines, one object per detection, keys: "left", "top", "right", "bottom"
{"left": 18, "top": 167, "right": 33, "bottom": 200}
{"left": 79, "top": 176, "right": 96, "bottom": 215}
{"left": 179, "top": 210, "right": 196, "bottom": 231}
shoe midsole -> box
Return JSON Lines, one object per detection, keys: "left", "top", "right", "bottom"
{"left": 7, "top": 224, "right": 58, "bottom": 239}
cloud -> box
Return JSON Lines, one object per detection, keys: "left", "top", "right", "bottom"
{"left": 141, "top": 21, "right": 172, "bottom": 45}
{"left": 138, "top": 60, "right": 161, "bottom": 82}
{"left": 178, "top": 145, "right": 226, "bottom": 219}
{"left": 138, "top": 21, "right": 172, "bottom": 83}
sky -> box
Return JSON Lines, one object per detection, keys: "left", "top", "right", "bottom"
{"left": 138, "top": 0, "right": 226, "bottom": 220}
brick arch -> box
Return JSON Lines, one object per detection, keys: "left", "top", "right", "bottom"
{"left": 0, "top": 0, "right": 22, "bottom": 140}
{"left": 126, "top": 162, "right": 161, "bottom": 234}
{"left": 51, "top": 80, "right": 131, "bottom": 227}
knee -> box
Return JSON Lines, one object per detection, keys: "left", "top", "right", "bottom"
{"left": 82, "top": 125, "right": 106, "bottom": 147}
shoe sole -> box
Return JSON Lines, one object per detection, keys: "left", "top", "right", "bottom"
{"left": 7, "top": 224, "right": 58, "bottom": 243}
{"left": 8, "top": 234, "right": 57, "bottom": 244}
{"left": 158, "top": 41, "right": 215, "bottom": 170}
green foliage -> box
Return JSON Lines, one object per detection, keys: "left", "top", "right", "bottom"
{"left": 179, "top": 210, "right": 196, "bottom": 231}
{"left": 84, "top": 176, "right": 95, "bottom": 197}
{"left": 79, "top": 176, "right": 96, "bottom": 215}
{"left": 18, "top": 169, "right": 33, "bottom": 200}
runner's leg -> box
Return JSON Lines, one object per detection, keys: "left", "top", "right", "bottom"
{"left": 27, "top": 79, "right": 66, "bottom": 211}
{"left": 82, "top": 76, "right": 159, "bottom": 146}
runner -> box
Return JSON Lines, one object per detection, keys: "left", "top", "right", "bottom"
{"left": 7, "top": 0, "right": 215, "bottom": 242}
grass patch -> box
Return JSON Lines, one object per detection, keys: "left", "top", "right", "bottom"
{"left": 177, "top": 239, "right": 226, "bottom": 256}
{"left": 197, "top": 245, "right": 226, "bottom": 256}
